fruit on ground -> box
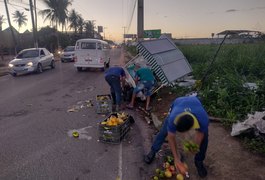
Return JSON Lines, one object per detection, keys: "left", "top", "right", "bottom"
{"left": 155, "top": 168, "right": 161, "bottom": 174}
{"left": 176, "top": 173, "right": 184, "bottom": 180}
{"left": 165, "top": 170, "right": 172, "bottom": 178}
{"left": 153, "top": 176, "right": 159, "bottom": 180}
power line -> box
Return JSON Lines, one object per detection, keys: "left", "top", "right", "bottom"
{"left": 126, "top": 0, "right": 137, "bottom": 33}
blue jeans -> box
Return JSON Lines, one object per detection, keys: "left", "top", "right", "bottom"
{"left": 105, "top": 75, "right": 122, "bottom": 105}
{"left": 151, "top": 117, "right": 208, "bottom": 162}
{"left": 133, "top": 81, "right": 154, "bottom": 96}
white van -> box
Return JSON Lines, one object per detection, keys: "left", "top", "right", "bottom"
{"left": 74, "top": 39, "right": 110, "bottom": 71}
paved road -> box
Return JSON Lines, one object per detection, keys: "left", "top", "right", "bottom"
{"left": 0, "top": 48, "right": 154, "bottom": 180}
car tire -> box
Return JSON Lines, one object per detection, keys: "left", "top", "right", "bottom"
{"left": 77, "top": 67, "right": 82, "bottom": 72}
{"left": 61, "top": 60, "right": 65, "bottom": 63}
{"left": 50, "top": 60, "right": 55, "bottom": 69}
{"left": 11, "top": 73, "right": 17, "bottom": 77}
{"left": 37, "top": 63, "right": 43, "bottom": 73}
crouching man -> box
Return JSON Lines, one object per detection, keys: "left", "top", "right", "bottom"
{"left": 144, "top": 96, "right": 209, "bottom": 178}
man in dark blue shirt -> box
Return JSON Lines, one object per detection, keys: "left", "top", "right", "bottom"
{"left": 144, "top": 96, "right": 209, "bottom": 178}
{"left": 105, "top": 66, "right": 126, "bottom": 111}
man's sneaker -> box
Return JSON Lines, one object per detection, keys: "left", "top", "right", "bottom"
{"left": 144, "top": 150, "right": 156, "bottom": 164}
{"left": 195, "top": 161, "right": 208, "bottom": 178}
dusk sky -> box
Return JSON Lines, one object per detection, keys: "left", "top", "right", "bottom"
{"left": 1, "top": 0, "right": 265, "bottom": 42}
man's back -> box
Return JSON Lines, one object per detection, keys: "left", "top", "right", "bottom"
{"left": 136, "top": 67, "right": 154, "bottom": 82}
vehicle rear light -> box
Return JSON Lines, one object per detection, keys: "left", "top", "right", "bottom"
{"left": 99, "top": 57, "right": 104, "bottom": 63}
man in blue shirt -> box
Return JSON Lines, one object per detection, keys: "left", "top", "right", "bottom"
{"left": 105, "top": 66, "right": 126, "bottom": 111}
{"left": 144, "top": 96, "right": 209, "bottom": 178}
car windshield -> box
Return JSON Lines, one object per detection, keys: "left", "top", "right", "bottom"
{"left": 64, "top": 46, "right": 75, "bottom": 52}
{"left": 81, "top": 42, "right": 96, "bottom": 49}
{"left": 16, "top": 50, "right": 39, "bottom": 58}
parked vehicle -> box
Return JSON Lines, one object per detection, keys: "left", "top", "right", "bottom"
{"left": 74, "top": 39, "right": 110, "bottom": 71}
{"left": 61, "top": 46, "right": 75, "bottom": 62}
{"left": 8, "top": 48, "right": 55, "bottom": 76}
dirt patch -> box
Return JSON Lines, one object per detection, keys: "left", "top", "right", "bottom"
{"left": 147, "top": 87, "right": 265, "bottom": 179}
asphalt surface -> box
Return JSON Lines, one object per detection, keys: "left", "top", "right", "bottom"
{"left": 0, "top": 48, "right": 154, "bottom": 180}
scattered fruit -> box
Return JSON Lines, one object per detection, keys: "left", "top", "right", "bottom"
{"left": 153, "top": 176, "right": 159, "bottom": 180}
{"left": 72, "top": 131, "right": 79, "bottom": 138}
{"left": 176, "top": 173, "right": 184, "bottom": 180}
{"left": 159, "top": 171, "right": 165, "bottom": 178}
{"left": 165, "top": 170, "right": 172, "bottom": 178}
{"left": 155, "top": 168, "right": 161, "bottom": 174}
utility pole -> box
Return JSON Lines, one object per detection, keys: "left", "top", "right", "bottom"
{"left": 137, "top": 0, "right": 144, "bottom": 41}
{"left": 122, "top": 26, "right": 126, "bottom": 44}
{"left": 103, "top": 27, "right": 107, "bottom": 40}
{"left": 29, "top": 0, "right": 38, "bottom": 48}
{"left": 4, "top": 0, "right": 17, "bottom": 54}
{"left": 34, "top": 0, "right": 37, "bottom": 31}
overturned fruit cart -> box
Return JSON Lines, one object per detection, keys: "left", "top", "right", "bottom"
{"left": 124, "top": 35, "right": 193, "bottom": 98}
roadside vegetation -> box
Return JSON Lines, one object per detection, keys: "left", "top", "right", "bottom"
{"left": 179, "top": 43, "right": 265, "bottom": 154}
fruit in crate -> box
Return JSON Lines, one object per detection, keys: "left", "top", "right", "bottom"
{"left": 97, "top": 95, "right": 110, "bottom": 101}
{"left": 101, "top": 115, "right": 124, "bottom": 126}
{"left": 117, "top": 112, "right": 128, "bottom": 120}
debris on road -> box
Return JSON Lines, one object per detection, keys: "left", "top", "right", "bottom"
{"left": 67, "top": 100, "right": 94, "bottom": 113}
{"left": 231, "top": 111, "right": 265, "bottom": 137}
{"left": 75, "top": 86, "right": 95, "bottom": 94}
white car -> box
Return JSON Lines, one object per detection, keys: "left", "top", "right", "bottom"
{"left": 8, "top": 48, "right": 55, "bottom": 76}
{"left": 61, "top": 46, "right": 75, "bottom": 62}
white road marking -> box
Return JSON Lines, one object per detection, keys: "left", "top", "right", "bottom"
{"left": 67, "top": 126, "right": 93, "bottom": 141}
{"left": 118, "top": 143, "right": 123, "bottom": 180}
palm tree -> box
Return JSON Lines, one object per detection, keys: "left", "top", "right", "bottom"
{"left": 3, "top": 0, "right": 17, "bottom": 54}
{"left": 0, "top": 15, "right": 6, "bottom": 31}
{"left": 12, "top": 11, "right": 28, "bottom": 31}
{"left": 68, "top": 9, "right": 81, "bottom": 33}
{"left": 84, "top": 20, "right": 94, "bottom": 38}
{"left": 39, "top": 0, "right": 72, "bottom": 30}
{"left": 77, "top": 16, "right": 84, "bottom": 35}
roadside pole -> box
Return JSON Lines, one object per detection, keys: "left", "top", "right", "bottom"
{"left": 29, "top": 0, "right": 38, "bottom": 48}
{"left": 137, "top": 0, "right": 144, "bottom": 41}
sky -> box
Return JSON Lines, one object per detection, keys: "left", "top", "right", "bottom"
{"left": 1, "top": 0, "right": 265, "bottom": 42}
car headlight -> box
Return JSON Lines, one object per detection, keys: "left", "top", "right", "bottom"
{"left": 27, "top": 62, "right": 33, "bottom": 66}
{"left": 8, "top": 64, "right": 14, "bottom": 68}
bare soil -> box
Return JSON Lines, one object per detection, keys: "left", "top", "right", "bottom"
{"left": 146, "top": 87, "right": 265, "bottom": 180}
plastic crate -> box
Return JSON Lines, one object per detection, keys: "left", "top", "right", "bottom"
{"left": 96, "top": 94, "right": 112, "bottom": 114}
{"left": 98, "top": 113, "right": 132, "bottom": 144}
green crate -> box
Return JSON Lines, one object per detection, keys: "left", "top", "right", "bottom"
{"left": 98, "top": 113, "right": 132, "bottom": 144}
{"left": 96, "top": 94, "right": 112, "bottom": 114}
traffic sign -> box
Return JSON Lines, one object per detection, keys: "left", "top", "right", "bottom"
{"left": 144, "top": 29, "right": 161, "bottom": 38}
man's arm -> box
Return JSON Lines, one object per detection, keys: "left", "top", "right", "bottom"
{"left": 194, "top": 130, "right": 204, "bottom": 146}
{"left": 167, "top": 132, "right": 187, "bottom": 175}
